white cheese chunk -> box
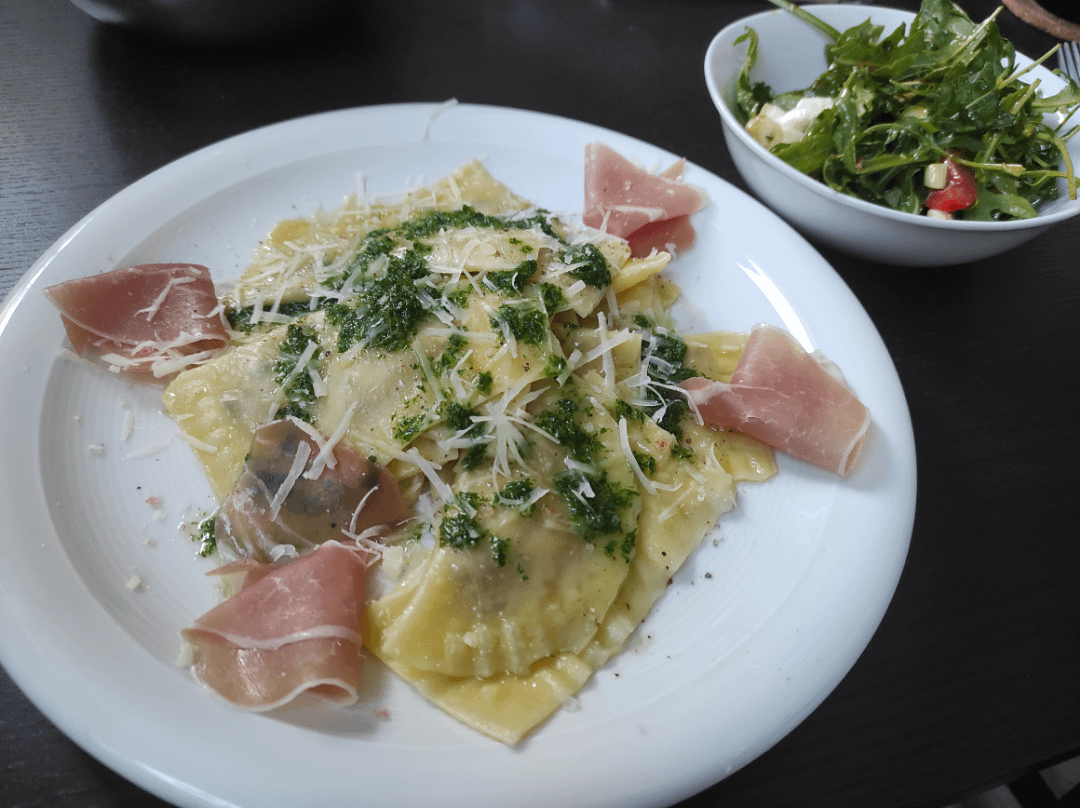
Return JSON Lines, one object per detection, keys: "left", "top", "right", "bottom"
{"left": 746, "top": 97, "right": 835, "bottom": 148}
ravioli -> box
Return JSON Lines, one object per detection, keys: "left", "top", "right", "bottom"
{"left": 165, "top": 161, "right": 776, "bottom": 743}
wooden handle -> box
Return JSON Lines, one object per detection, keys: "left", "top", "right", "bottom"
{"left": 1001, "top": 0, "right": 1080, "bottom": 41}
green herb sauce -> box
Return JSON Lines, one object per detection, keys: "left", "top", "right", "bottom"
{"left": 489, "top": 303, "right": 548, "bottom": 346}
{"left": 671, "top": 444, "right": 695, "bottom": 461}
{"left": 535, "top": 397, "right": 601, "bottom": 462}
{"left": 539, "top": 282, "right": 565, "bottom": 313}
{"left": 553, "top": 469, "right": 637, "bottom": 542}
{"left": 633, "top": 450, "right": 657, "bottom": 475}
{"left": 227, "top": 300, "right": 318, "bottom": 333}
{"left": 272, "top": 323, "right": 321, "bottom": 422}
{"left": 435, "top": 333, "right": 468, "bottom": 377}
{"left": 604, "top": 529, "right": 637, "bottom": 563}
{"left": 562, "top": 243, "right": 612, "bottom": 288}
{"left": 460, "top": 442, "right": 487, "bottom": 471}
{"left": 494, "top": 478, "right": 537, "bottom": 515}
{"left": 490, "top": 536, "right": 510, "bottom": 567}
{"left": 440, "top": 400, "right": 480, "bottom": 435}
{"left": 543, "top": 354, "right": 568, "bottom": 379}
{"left": 326, "top": 242, "right": 436, "bottom": 353}
{"left": 485, "top": 259, "right": 537, "bottom": 295}
{"left": 193, "top": 516, "right": 217, "bottom": 557}
{"left": 393, "top": 413, "right": 431, "bottom": 444}
{"left": 640, "top": 328, "right": 700, "bottom": 438}
{"left": 439, "top": 512, "right": 486, "bottom": 550}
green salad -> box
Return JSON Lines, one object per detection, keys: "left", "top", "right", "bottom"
{"left": 733, "top": 0, "right": 1080, "bottom": 220}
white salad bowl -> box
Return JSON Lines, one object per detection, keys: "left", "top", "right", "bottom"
{"left": 704, "top": 4, "right": 1080, "bottom": 267}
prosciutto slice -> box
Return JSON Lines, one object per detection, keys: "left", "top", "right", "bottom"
{"left": 682, "top": 324, "right": 871, "bottom": 476}
{"left": 215, "top": 418, "right": 411, "bottom": 563}
{"left": 624, "top": 214, "right": 697, "bottom": 259}
{"left": 583, "top": 142, "right": 707, "bottom": 253}
{"left": 44, "top": 263, "right": 229, "bottom": 375}
{"left": 181, "top": 541, "right": 368, "bottom": 711}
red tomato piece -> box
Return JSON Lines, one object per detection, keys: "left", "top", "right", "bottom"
{"left": 926, "top": 157, "right": 978, "bottom": 212}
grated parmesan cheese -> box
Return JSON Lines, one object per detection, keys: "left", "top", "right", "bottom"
{"left": 177, "top": 432, "right": 217, "bottom": 454}
{"left": 268, "top": 440, "right": 312, "bottom": 521}
{"left": 269, "top": 543, "right": 300, "bottom": 562}
{"left": 348, "top": 485, "right": 379, "bottom": 533}
{"left": 411, "top": 339, "right": 446, "bottom": 403}
{"left": 402, "top": 447, "right": 453, "bottom": 503}
{"left": 420, "top": 98, "right": 458, "bottom": 140}
{"left": 266, "top": 340, "right": 319, "bottom": 420}
{"left": 136, "top": 274, "right": 196, "bottom": 321}
{"left": 606, "top": 204, "right": 666, "bottom": 221}
{"left": 125, "top": 440, "right": 171, "bottom": 460}
{"left": 618, "top": 417, "right": 659, "bottom": 496}
{"left": 596, "top": 312, "right": 617, "bottom": 396}
{"left": 304, "top": 400, "right": 358, "bottom": 480}
{"left": 121, "top": 409, "right": 135, "bottom": 441}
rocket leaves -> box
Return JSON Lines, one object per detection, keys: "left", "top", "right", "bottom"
{"left": 734, "top": 0, "right": 1079, "bottom": 220}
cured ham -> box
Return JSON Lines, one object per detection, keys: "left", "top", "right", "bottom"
{"left": 624, "top": 214, "right": 697, "bottom": 259}
{"left": 215, "top": 418, "right": 411, "bottom": 563}
{"left": 182, "top": 420, "right": 411, "bottom": 711}
{"left": 682, "top": 324, "right": 870, "bottom": 476}
{"left": 44, "top": 263, "right": 229, "bottom": 375}
{"left": 583, "top": 142, "right": 707, "bottom": 254}
{"left": 181, "top": 541, "right": 368, "bottom": 711}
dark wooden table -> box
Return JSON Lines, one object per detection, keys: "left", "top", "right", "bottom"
{"left": 3, "top": 1, "right": 1078, "bottom": 806}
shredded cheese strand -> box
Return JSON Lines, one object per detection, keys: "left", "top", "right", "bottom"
{"left": 304, "top": 400, "right": 359, "bottom": 480}
{"left": 136, "top": 275, "right": 196, "bottom": 321}
{"left": 403, "top": 447, "right": 454, "bottom": 503}
{"left": 617, "top": 417, "right": 658, "bottom": 496}
{"left": 268, "top": 441, "right": 311, "bottom": 521}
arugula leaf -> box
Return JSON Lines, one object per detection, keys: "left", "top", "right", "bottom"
{"left": 772, "top": 108, "right": 835, "bottom": 175}
{"left": 965, "top": 175, "right": 1037, "bottom": 220}
{"left": 1036, "top": 78, "right": 1080, "bottom": 111}
{"left": 733, "top": 29, "right": 773, "bottom": 123}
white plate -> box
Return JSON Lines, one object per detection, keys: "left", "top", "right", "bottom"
{"left": 0, "top": 103, "right": 916, "bottom": 808}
